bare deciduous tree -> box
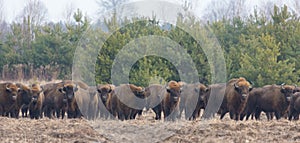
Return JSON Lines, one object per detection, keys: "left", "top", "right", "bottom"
{"left": 63, "top": 2, "right": 76, "bottom": 23}
{"left": 0, "top": 0, "right": 4, "bottom": 22}
{"left": 18, "top": 0, "right": 48, "bottom": 26}
{"left": 202, "top": 0, "right": 249, "bottom": 22}
{"left": 286, "top": 0, "right": 300, "bottom": 16}
{"left": 97, "top": 0, "right": 128, "bottom": 15}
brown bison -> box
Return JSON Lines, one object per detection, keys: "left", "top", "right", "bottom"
{"left": 42, "top": 82, "right": 68, "bottom": 119}
{"left": 180, "top": 83, "right": 209, "bottom": 120}
{"left": 161, "top": 81, "right": 182, "bottom": 121}
{"left": 60, "top": 81, "right": 90, "bottom": 119}
{"left": 86, "top": 86, "right": 99, "bottom": 119}
{"left": 219, "top": 77, "right": 252, "bottom": 121}
{"left": 288, "top": 92, "right": 300, "bottom": 120}
{"left": 201, "top": 83, "right": 226, "bottom": 119}
{"left": 96, "top": 84, "right": 115, "bottom": 119}
{"left": 144, "top": 84, "right": 164, "bottom": 120}
{"left": 28, "top": 84, "right": 44, "bottom": 119}
{"left": 294, "top": 85, "right": 300, "bottom": 93}
{"left": 0, "top": 82, "right": 20, "bottom": 117}
{"left": 246, "top": 84, "right": 294, "bottom": 120}
{"left": 11, "top": 83, "right": 32, "bottom": 118}
{"left": 108, "top": 84, "right": 146, "bottom": 120}
{"left": 240, "top": 87, "right": 263, "bottom": 120}
{"left": 42, "top": 80, "right": 89, "bottom": 119}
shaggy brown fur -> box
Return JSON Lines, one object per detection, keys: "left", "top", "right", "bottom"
{"left": 144, "top": 84, "right": 164, "bottom": 120}
{"left": 42, "top": 82, "right": 68, "bottom": 119}
{"left": 201, "top": 83, "right": 226, "bottom": 119}
{"left": 0, "top": 82, "right": 19, "bottom": 117}
{"left": 162, "top": 81, "right": 182, "bottom": 121}
{"left": 220, "top": 77, "right": 252, "bottom": 121}
{"left": 180, "top": 83, "right": 209, "bottom": 120}
{"left": 289, "top": 92, "right": 300, "bottom": 120}
{"left": 95, "top": 84, "right": 115, "bottom": 119}
{"left": 246, "top": 84, "right": 294, "bottom": 120}
{"left": 111, "top": 84, "right": 146, "bottom": 120}
{"left": 28, "top": 84, "right": 44, "bottom": 119}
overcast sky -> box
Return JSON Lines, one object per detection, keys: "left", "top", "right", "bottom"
{"left": 3, "top": 0, "right": 99, "bottom": 22}
{"left": 2, "top": 0, "right": 296, "bottom": 23}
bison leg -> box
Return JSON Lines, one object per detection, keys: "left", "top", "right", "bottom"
{"left": 274, "top": 111, "right": 281, "bottom": 120}
{"left": 61, "top": 109, "right": 66, "bottom": 119}
{"left": 294, "top": 112, "right": 299, "bottom": 120}
{"left": 254, "top": 109, "right": 262, "bottom": 120}
{"left": 153, "top": 104, "right": 162, "bottom": 120}
{"left": 229, "top": 111, "right": 234, "bottom": 120}
{"left": 21, "top": 105, "right": 28, "bottom": 117}
{"left": 35, "top": 110, "right": 41, "bottom": 119}
{"left": 288, "top": 109, "right": 294, "bottom": 121}
{"left": 56, "top": 109, "right": 61, "bottom": 118}
{"left": 220, "top": 110, "right": 227, "bottom": 120}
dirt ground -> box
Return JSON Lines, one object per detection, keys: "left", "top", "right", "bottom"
{"left": 1, "top": 111, "right": 300, "bottom": 143}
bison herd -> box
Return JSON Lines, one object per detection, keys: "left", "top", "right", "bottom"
{"left": 0, "top": 77, "right": 300, "bottom": 121}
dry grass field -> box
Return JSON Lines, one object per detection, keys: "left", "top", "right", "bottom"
{"left": 1, "top": 110, "right": 300, "bottom": 143}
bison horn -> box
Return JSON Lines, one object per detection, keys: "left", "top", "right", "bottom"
{"left": 6, "top": 84, "right": 11, "bottom": 92}
{"left": 234, "top": 83, "right": 239, "bottom": 88}
{"left": 166, "top": 86, "right": 170, "bottom": 90}
{"left": 294, "top": 84, "right": 297, "bottom": 88}
{"left": 281, "top": 83, "right": 285, "bottom": 90}
{"left": 141, "top": 87, "right": 145, "bottom": 92}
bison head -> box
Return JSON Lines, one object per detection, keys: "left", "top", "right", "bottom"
{"left": 280, "top": 83, "right": 294, "bottom": 101}
{"left": 97, "top": 84, "right": 114, "bottom": 103}
{"left": 234, "top": 78, "right": 252, "bottom": 101}
{"left": 16, "top": 83, "right": 32, "bottom": 104}
{"left": 129, "top": 84, "right": 145, "bottom": 99}
{"left": 293, "top": 84, "right": 300, "bottom": 93}
{"left": 6, "top": 83, "right": 20, "bottom": 101}
{"left": 30, "top": 84, "right": 43, "bottom": 104}
{"left": 166, "top": 81, "right": 182, "bottom": 103}
{"left": 196, "top": 84, "right": 209, "bottom": 107}
{"left": 59, "top": 84, "right": 78, "bottom": 100}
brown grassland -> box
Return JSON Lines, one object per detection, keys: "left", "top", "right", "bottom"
{"left": 0, "top": 110, "right": 300, "bottom": 143}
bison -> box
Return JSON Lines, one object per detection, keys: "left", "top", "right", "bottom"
{"left": 240, "top": 87, "right": 263, "bottom": 120}
{"left": 246, "top": 84, "right": 294, "bottom": 120}
{"left": 179, "top": 83, "right": 209, "bottom": 120}
{"left": 108, "top": 84, "right": 146, "bottom": 120}
{"left": 201, "top": 83, "right": 226, "bottom": 119}
{"left": 12, "top": 83, "right": 32, "bottom": 118}
{"left": 219, "top": 77, "right": 252, "bottom": 121}
{"left": 144, "top": 84, "right": 164, "bottom": 120}
{"left": 96, "top": 84, "right": 115, "bottom": 119}
{"left": 42, "top": 80, "right": 89, "bottom": 119}
{"left": 28, "top": 84, "right": 44, "bottom": 119}
{"left": 59, "top": 81, "right": 89, "bottom": 119}
{"left": 42, "top": 82, "right": 68, "bottom": 119}
{"left": 288, "top": 92, "right": 300, "bottom": 120}
{"left": 0, "top": 82, "right": 20, "bottom": 117}
{"left": 161, "top": 81, "right": 182, "bottom": 121}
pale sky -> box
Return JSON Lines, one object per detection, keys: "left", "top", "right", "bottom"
{"left": 2, "top": 0, "right": 294, "bottom": 23}
{"left": 3, "top": 0, "right": 99, "bottom": 23}
{"left": 2, "top": 0, "right": 212, "bottom": 23}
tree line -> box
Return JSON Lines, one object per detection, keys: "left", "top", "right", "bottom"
{"left": 0, "top": 4, "right": 299, "bottom": 87}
